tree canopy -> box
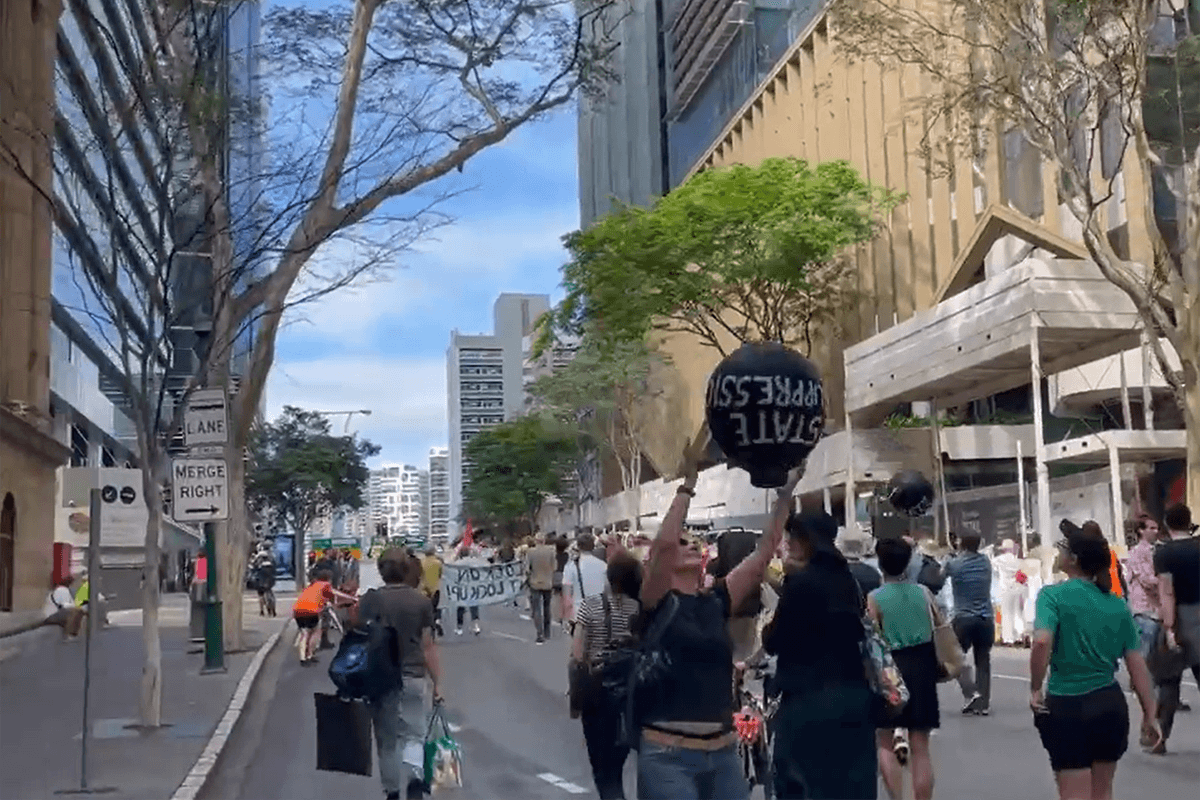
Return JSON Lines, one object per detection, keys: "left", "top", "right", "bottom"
{"left": 461, "top": 414, "right": 579, "bottom": 529}
{"left": 547, "top": 157, "right": 901, "bottom": 355}
{"left": 246, "top": 406, "right": 380, "bottom": 559}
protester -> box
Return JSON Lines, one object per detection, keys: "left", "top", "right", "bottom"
{"left": 572, "top": 553, "right": 642, "bottom": 800}
{"left": 292, "top": 568, "right": 356, "bottom": 664}
{"left": 450, "top": 545, "right": 484, "bottom": 636}
{"left": 562, "top": 533, "right": 606, "bottom": 631}
{"left": 1125, "top": 515, "right": 1162, "bottom": 659}
{"left": 252, "top": 545, "right": 277, "bottom": 618}
{"left": 766, "top": 511, "right": 876, "bottom": 800}
{"left": 1031, "top": 528, "right": 1159, "bottom": 799}
{"left": 43, "top": 574, "right": 84, "bottom": 640}
{"left": 354, "top": 549, "right": 442, "bottom": 800}
{"left": 1152, "top": 503, "right": 1200, "bottom": 754}
{"left": 945, "top": 533, "right": 994, "bottom": 715}
{"left": 994, "top": 539, "right": 1024, "bottom": 645}
{"left": 839, "top": 528, "right": 882, "bottom": 597}
{"left": 340, "top": 549, "right": 360, "bottom": 595}
{"left": 634, "top": 448, "right": 794, "bottom": 800}
{"left": 526, "top": 533, "right": 558, "bottom": 643}
{"left": 420, "top": 547, "right": 444, "bottom": 637}
{"left": 553, "top": 535, "right": 570, "bottom": 625}
{"left": 1080, "top": 520, "right": 1128, "bottom": 599}
{"left": 706, "top": 527, "right": 764, "bottom": 662}
{"left": 869, "top": 537, "right": 942, "bottom": 800}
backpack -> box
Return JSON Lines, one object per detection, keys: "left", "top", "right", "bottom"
{"left": 328, "top": 590, "right": 403, "bottom": 700}
{"left": 917, "top": 555, "right": 946, "bottom": 594}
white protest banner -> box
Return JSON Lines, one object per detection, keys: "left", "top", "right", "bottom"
{"left": 442, "top": 561, "right": 524, "bottom": 607}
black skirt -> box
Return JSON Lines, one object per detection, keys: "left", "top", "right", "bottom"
{"left": 887, "top": 640, "right": 940, "bottom": 731}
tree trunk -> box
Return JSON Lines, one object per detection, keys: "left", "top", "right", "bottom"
{"left": 219, "top": 452, "right": 248, "bottom": 651}
{"left": 1185, "top": 372, "right": 1200, "bottom": 510}
{"left": 139, "top": 466, "right": 163, "bottom": 728}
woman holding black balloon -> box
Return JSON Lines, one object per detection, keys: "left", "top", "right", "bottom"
{"left": 635, "top": 445, "right": 800, "bottom": 800}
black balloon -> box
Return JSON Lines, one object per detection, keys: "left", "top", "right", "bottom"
{"left": 888, "top": 470, "right": 935, "bottom": 517}
{"left": 704, "top": 342, "right": 825, "bottom": 488}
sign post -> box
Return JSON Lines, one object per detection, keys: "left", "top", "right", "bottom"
{"left": 172, "top": 457, "right": 228, "bottom": 673}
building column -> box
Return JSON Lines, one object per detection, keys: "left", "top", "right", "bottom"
{"left": 1030, "top": 324, "right": 1053, "bottom": 544}
{"left": 1107, "top": 441, "right": 1123, "bottom": 546}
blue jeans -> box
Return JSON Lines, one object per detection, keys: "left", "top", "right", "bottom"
{"left": 369, "top": 680, "right": 431, "bottom": 795}
{"left": 1133, "top": 614, "right": 1160, "bottom": 659}
{"left": 637, "top": 738, "right": 748, "bottom": 800}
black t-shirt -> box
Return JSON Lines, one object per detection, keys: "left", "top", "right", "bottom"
{"left": 358, "top": 585, "right": 434, "bottom": 676}
{"left": 848, "top": 560, "right": 883, "bottom": 597}
{"left": 642, "top": 586, "right": 735, "bottom": 728}
{"left": 1155, "top": 536, "right": 1200, "bottom": 606}
{"left": 710, "top": 530, "right": 763, "bottom": 617}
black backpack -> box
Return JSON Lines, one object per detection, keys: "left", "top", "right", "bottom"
{"left": 328, "top": 590, "right": 403, "bottom": 700}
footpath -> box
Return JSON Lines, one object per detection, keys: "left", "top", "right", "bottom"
{"left": 0, "top": 591, "right": 294, "bottom": 800}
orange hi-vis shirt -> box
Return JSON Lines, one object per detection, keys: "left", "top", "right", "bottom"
{"left": 1109, "top": 551, "right": 1124, "bottom": 598}
{"left": 294, "top": 580, "right": 334, "bottom": 616}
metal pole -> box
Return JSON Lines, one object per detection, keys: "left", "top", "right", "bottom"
{"left": 80, "top": 489, "right": 101, "bottom": 789}
{"left": 1108, "top": 441, "right": 1124, "bottom": 546}
{"left": 844, "top": 411, "right": 856, "bottom": 532}
{"left": 1017, "top": 440, "right": 1028, "bottom": 556}
{"left": 202, "top": 520, "right": 225, "bottom": 673}
{"left": 1031, "top": 325, "right": 1053, "bottom": 543}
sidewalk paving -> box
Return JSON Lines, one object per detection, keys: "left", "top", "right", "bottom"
{"left": 0, "top": 592, "right": 294, "bottom": 800}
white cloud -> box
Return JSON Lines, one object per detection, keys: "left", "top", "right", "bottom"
{"left": 412, "top": 208, "right": 578, "bottom": 277}
{"left": 266, "top": 355, "right": 447, "bottom": 466}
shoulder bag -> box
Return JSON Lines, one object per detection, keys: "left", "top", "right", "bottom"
{"left": 924, "top": 586, "right": 964, "bottom": 682}
{"left": 856, "top": 583, "right": 909, "bottom": 721}
{"left": 328, "top": 588, "right": 404, "bottom": 700}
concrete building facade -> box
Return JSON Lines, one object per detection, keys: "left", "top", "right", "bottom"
{"left": 368, "top": 465, "right": 429, "bottom": 543}
{"left": 446, "top": 294, "right": 549, "bottom": 534}
{"left": 428, "top": 447, "right": 451, "bottom": 543}
{"left": 1, "top": 0, "right": 72, "bottom": 618}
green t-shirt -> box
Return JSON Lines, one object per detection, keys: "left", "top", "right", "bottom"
{"left": 871, "top": 582, "right": 933, "bottom": 650}
{"left": 1035, "top": 578, "right": 1139, "bottom": 697}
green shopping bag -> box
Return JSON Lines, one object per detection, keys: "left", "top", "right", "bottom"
{"left": 423, "top": 702, "right": 463, "bottom": 791}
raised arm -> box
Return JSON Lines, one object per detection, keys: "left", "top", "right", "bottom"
{"left": 641, "top": 451, "right": 701, "bottom": 609}
{"left": 725, "top": 467, "right": 801, "bottom": 612}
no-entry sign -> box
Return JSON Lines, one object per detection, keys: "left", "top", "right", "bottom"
{"left": 171, "top": 458, "right": 229, "bottom": 522}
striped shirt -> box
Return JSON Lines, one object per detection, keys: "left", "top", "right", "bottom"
{"left": 577, "top": 593, "right": 639, "bottom": 660}
{"left": 945, "top": 552, "right": 993, "bottom": 620}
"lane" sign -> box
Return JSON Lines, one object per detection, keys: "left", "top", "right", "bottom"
{"left": 171, "top": 458, "right": 229, "bottom": 522}
{"left": 184, "top": 388, "right": 228, "bottom": 447}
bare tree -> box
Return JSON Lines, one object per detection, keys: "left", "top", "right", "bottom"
{"left": 834, "top": 0, "right": 1199, "bottom": 505}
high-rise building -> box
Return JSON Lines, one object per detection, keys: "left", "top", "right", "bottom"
{"left": 367, "top": 465, "right": 429, "bottom": 542}
{"left": 428, "top": 447, "right": 451, "bottom": 543}
{"left": 447, "top": 294, "right": 550, "bottom": 534}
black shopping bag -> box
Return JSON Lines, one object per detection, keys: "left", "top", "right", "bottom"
{"left": 314, "top": 692, "right": 373, "bottom": 776}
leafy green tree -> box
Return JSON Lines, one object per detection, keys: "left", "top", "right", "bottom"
{"left": 529, "top": 332, "right": 665, "bottom": 526}
{"left": 549, "top": 158, "right": 901, "bottom": 355}
{"left": 246, "top": 407, "right": 380, "bottom": 585}
{"left": 462, "top": 415, "right": 579, "bottom": 532}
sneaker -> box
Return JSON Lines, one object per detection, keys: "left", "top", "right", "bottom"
{"left": 962, "top": 693, "right": 984, "bottom": 715}
{"left": 1180, "top": 701, "right": 1192, "bottom": 712}
{"left": 1148, "top": 739, "right": 1167, "bottom": 755}
{"left": 473, "top": 621, "right": 481, "bottom": 636}
{"left": 455, "top": 628, "right": 463, "bottom": 636}
{"left": 536, "top": 637, "right": 545, "bottom": 645}
{"left": 385, "top": 792, "right": 400, "bottom": 800}
{"left": 974, "top": 706, "right": 990, "bottom": 716}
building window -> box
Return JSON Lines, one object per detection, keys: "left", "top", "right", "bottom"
{"left": 70, "top": 424, "right": 89, "bottom": 467}
{"left": 101, "top": 447, "right": 116, "bottom": 468}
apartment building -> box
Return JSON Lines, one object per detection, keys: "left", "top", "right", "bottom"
{"left": 577, "top": 0, "right": 1192, "bottom": 536}
{"left": 446, "top": 294, "right": 550, "bottom": 534}
{"left": 428, "top": 447, "right": 451, "bottom": 543}
{"left": 368, "top": 465, "right": 429, "bottom": 543}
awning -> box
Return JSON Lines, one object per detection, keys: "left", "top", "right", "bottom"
{"left": 796, "top": 428, "right": 930, "bottom": 494}
{"left": 1043, "top": 429, "right": 1187, "bottom": 465}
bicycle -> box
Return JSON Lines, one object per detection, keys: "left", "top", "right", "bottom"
{"left": 734, "top": 661, "right": 779, "bottom": 799}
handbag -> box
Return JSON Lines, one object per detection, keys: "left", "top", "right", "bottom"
{"left": 423, "top": 702, "right": 464, "bottom": 790}
{"left": 596, "top": 592, "right": 680, "bottom": 749}
{"left": 568, "top": 592, "right": 612, "bottom": 717}
{"left": 314, "top": 692, "right": 373, "bottom": 776}
{"left": 856, "top": 584, "right": 909, "bottom": 720}
{"left": 1146, "top": 625, "right": 1188, "bottom": 683}
{"left": 925, "top": 589, "right": 964, "bottom": 682}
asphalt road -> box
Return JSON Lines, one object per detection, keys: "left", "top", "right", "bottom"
{"left": 204, "top": 562, "right": 1200, "bottom": 800}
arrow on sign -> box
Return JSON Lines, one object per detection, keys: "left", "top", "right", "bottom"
{"left": 184, "top": 506, "right": 220, "bottom": 515}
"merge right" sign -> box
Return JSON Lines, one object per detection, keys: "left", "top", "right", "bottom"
{"left": 171, "top": 458, "right": 229, "bottom": 522}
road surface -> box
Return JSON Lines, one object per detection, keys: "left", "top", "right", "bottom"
{"left": 203, "top": 560, "right": 1200, "bottom": 800}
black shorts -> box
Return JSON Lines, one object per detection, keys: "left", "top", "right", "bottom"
{"left": 1034, "top": 683, "right": 1129, "bottom": 771}
{"left": 294, "top": 612, "right": 319, "bottom": 630}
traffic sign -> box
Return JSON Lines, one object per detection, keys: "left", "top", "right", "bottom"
{"left": 171, "top": 458, "right": 229, "bottom": 522}
{"left": 184, "top": 388, "right": 228, "bottom": 447}
{"left": 98, "top": 468, "right": 150, "bottom": 548}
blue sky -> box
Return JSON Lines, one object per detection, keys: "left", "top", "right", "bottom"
{"left": 264, "top": 111, "right": 577, "bottom": 469}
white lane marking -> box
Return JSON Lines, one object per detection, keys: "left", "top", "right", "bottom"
{"left": 519, "top": 614, "right": 532, "bottom": 621}
{"left": 490, "top": 630, "right": 530, "bottom": 643}
{"left": 994, "top": 673, "right": 1197, "bottom": 691}
{"left": 537, "top": 773, "right": 588, "bottom": 795}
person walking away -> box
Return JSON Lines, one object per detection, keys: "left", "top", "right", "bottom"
{"left": 43, "top": 574, "right": 84, "bottom": 640}
{"left": 994, "top": 540, "right": 1024, "bottom": 645}
{"left": 766, "top": 512, "right": 877, "bottom": 800}
{"left": 252, "top": 546, "right": 277, "bottom": 617}
{"left": 869, "top": 538, "right": 942, "bottom": 800}
{"left": 840, "top": 528, "right": 882, "bottom": 597}
{"left": 707, "top": 527, "right": 765, "bottom": 662}
{"left": 450, "top": 545, "right": 484, "bottom": 635}
{"left": 634, "top": 447, "right": 796, "bottom": 800}
{"left": 945, "top": 533, "right": 994, "bottom": 716}
{"left": 562, "top": 533, "right": 607, "bottom": 633}
{"left": 292, "top": 568, "right": 356, "bottom": 664}
{"left": 1080, "top": 521, "right": 1128, "bottom": 600}
{"left": 526, "top": 534, "right": 557, "bottom": 643}
{"left": 1030, "top": 529, "right": 1159, "bottom": 799}
{"left": 354, "top": 549, "right": 443, "bottom": 800}
{"left": 1151, "top": 503, "right": 1200, "bottom": 754}
{"left": 420, "top": 547, "right": 444, "bottom": 637}
{"left": 572, "top": 553, "right": 642, "bottom": 799}
{"left": 553, "top": 536, "right": 570, "bottom": 626}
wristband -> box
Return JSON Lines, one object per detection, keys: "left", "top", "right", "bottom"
{"left": 677, "top": 485, "right": 695, "bottom": 497}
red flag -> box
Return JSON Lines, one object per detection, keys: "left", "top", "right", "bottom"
{"left": 461, "top": 520, "right": 475, "bottom": 550}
